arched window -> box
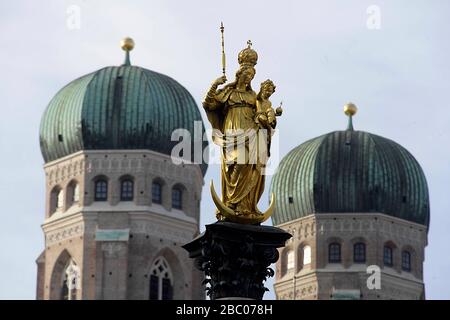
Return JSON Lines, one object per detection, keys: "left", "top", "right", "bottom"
{"left": 353, "top": 242, "right": 366, "bottom": 263}
{"left": 61, "top": 260, "right": 80, "bottom": 300}
{"left": 67, "top": 181, "right": 80, "bottom": 207}
{"left": 328, "top": 243, "right": 341, "bottom": 263}
{"left": 57, "top": 189, "right": 64, "bottom": 209}
{"left": 120, "top": 179, "right": 134, "bottom": 201}
{"left": 149, "top": 257, "right": 173, "bottom": 300}
{"left": 384, "top": 245, "right": 393, "bottom": 267}
{"left": 402, "top": 250, "right": 411, "bottom": 272}
{"left": 72, "top": 183, "right": 80, "bottom": 203}
{"left": 172, "top": 187, "right": 182, "bottom": 209}
{"left": 152, "top": 181, "right": 162, "bottom": 204}
{"left": 287, "top": 250, "right": 294, "bottom": 270}
{"left": 94, "top": 179, "right": 108, "bottom": 201}
{"left": 303, "top": 245, "right": 312, "bottom": 265}
{"left": 50, "top": 186, "right": 62, "bottom": 214}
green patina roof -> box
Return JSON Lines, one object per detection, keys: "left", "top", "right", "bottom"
{"left": 40, "top": 65, "right": 208, "bottom": 175}
{"left": 270, "top": 130, "right": 430, "bottom": 226}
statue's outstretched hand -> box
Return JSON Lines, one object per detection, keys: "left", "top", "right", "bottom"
{"left": 213, "top": 75, "right": 227, "bottom": 86}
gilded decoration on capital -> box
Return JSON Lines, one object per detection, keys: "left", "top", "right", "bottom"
{"left": 203, "top": 29, "right": 283, "bottom": 224}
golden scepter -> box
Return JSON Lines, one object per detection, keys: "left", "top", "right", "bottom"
{"left": 220, "top": 22, "right": 226, "bottom": 76}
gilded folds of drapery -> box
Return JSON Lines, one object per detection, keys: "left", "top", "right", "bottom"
{"left": 204, "top": 85, "right": 268, "bottom": 217}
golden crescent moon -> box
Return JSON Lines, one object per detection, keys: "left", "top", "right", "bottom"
{"left": 210, "top": 180, "right": 235, "bottom": 217}
{"left": 210, "top": 180, "right": 275, "bottom": 224}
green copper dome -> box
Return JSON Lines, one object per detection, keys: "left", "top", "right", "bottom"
{"left": 270, "top": 129, "right": 430, "bottom": 226}
{"left": 40, "top": 65, "right": 208, "bottom": 174}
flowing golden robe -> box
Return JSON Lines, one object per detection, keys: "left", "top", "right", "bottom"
{"left": 204, "top": 85, "right": 267, "bottom": 216}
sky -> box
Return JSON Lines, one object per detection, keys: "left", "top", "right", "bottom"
{"left": 0, "top": 0, "right": 449, "bottom": 299}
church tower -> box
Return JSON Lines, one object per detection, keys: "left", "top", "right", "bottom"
{"left": 271, "top": 104, "right": 429, "bottom": 300}
{"left": 36, "top": 38, "right": 208, "bottom": 300}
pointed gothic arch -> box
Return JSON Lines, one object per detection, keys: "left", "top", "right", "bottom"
{"left": 148, "top": 256, "right": 173, "bottom": 300}
{"left": 49, "top": 249, "right": 81, "bottom": 300}
{"left": 147, "top": 247, "right": 185, "bottom": 300}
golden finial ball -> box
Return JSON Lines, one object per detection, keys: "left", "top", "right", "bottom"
{"left": 120, "top": 37, "right": 135, "bottom": 51}
{"left": 344, "top": 102, "right": 358, "bottom": 116}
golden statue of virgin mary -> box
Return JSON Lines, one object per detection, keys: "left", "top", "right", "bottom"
{"left": 203, "top": 42, "right": 280, "bottom": 224}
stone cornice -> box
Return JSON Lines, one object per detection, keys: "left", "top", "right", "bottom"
{"left": 276, "top": 212, "right": 427, "bottom": 244}
{"left": 44, "top": 149, "right": 204, "bottom": 187}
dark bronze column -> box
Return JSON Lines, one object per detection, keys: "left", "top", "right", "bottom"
{"left": 183, "top": 221, "right": 291, "bottom": 300}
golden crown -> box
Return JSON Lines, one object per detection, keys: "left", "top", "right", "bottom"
{"left": 238, "top": 40, "right": 258, "bottom": 67}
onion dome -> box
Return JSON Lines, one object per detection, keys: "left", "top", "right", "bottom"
{"left": 40, "top": 38, "right": 208, "bottom": 174}
{"left": 270, "top": 103, "right": 429, "bottom": 226}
